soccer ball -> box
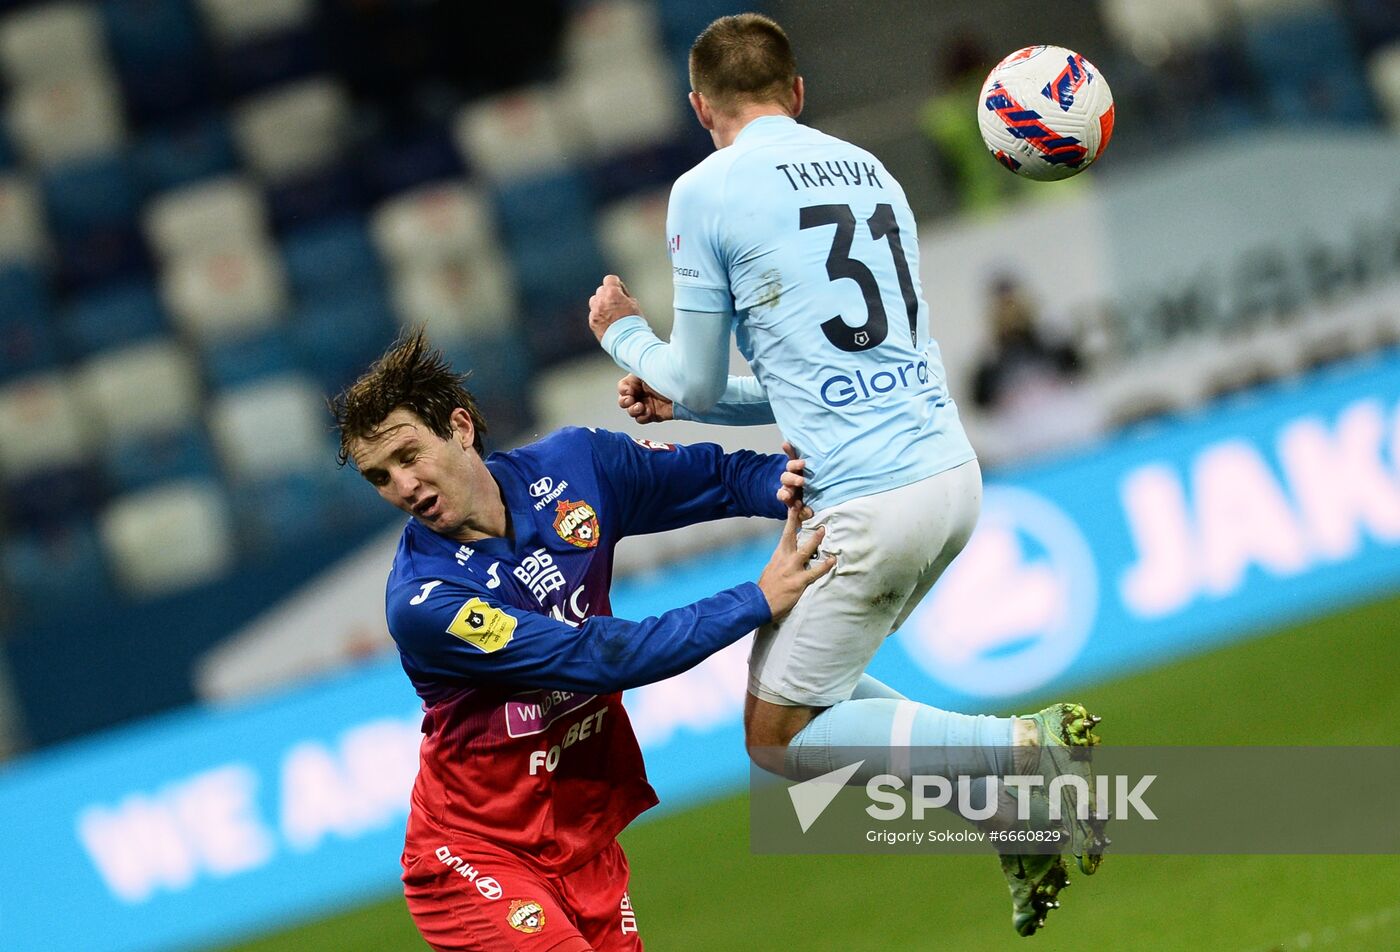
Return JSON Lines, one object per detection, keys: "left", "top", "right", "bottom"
{"left": 978, "top": 45, "right": 1115, "bottom": 182}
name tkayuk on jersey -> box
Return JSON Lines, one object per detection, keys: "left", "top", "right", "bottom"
{"left": 776, "top": 160, "right": 884, "bottom": 191}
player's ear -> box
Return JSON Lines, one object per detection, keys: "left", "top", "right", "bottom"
{"left": 791, "top": 76, "right": 805, "bottom": 118}
{"left": 450, "top": 407, "right": 475, "bottom": 450}
{"left": 689, "top": 90, "right": 714, "bottom": 130}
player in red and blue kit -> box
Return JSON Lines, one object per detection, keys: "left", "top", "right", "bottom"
{"left": 333, "top": 330, "right": 833, "bottom": 952}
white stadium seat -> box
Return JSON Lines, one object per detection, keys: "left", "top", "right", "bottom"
{"left": 370, "top": 181, "right": 497, "bottom": 269}
{"left": 597, "top": 188, "right": 669, "bottom": 276}
{"left": 0, "top": 174, "right": 47, "bottom": 265}
{"left": 0, "top": 372, "right": 90, "bottom": 481}
{"left": 98, "top": 479, "right": 235, "bottom": 597}
{"left": 8, "top": 70, "right": 125, "bottom": 167}
{"left": 597, "top": 189, "right": 675, "bottom": 336}
{"left": 144, "top": 176, "right": 270, "bottom": 261}
{"left": 389, "top": 255, "right": 518, "bottom": 342}
{"left": 1100, "top": 0, "right": 1227, "bottom": 54}
{"left": 0, "top": 2, "right": 110, "bottom": 86}
{"left": 1369, "top": 42, "right": 1400, "bottom": 132}
{"left": 562, "top": 0, "right": 661, "bottom": 77}
{"left": 618, "top": 266, "right": 675, "bottom": 339}
{"left": 568, "top": 57, "right": 680, "bottom": 157}
{"left": 453, "top": 85, "right": 583, "bottom": 181}
{"left": 75, "top": 340, "right": 203, "bottom": 441}
{"left": 160, "top": 242, "right": 289, "bottom": 343}
{"left": 196, "top": 0, "right": 314, "bottom": 46}
{"left": 207, "top": 373, "right": 327, "bottom": 482}
{"left": 1229, "top": 0, "right": 1330, "bottom": 22}
{"left": 232, "top": 77, "right": 351, "bottom": 181}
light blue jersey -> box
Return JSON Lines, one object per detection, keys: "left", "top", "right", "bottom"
{"left": 655, "top": 114, "right": 975, "bottom": 510}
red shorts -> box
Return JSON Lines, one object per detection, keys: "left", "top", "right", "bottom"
{"left": 403, "top": 838, "right": 643, "bottom": 952}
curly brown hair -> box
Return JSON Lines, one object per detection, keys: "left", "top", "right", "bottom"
{"left": 689, "top": 13, "right": 797, "bottom": 113}
{"left": 331, "top": 327, "right": 488, "bottom": 466}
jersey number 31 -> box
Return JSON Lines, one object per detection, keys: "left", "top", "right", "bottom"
{"left": 800, "top": 203, "right": 919, "bottom": 353}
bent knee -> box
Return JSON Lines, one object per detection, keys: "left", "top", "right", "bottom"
{"left": 744, "top": 698, "right": 819, "bottom": 758}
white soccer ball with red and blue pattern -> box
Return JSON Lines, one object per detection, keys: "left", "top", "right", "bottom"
{"left": 978, "top": 45, "right": 1115, "bottom": 181}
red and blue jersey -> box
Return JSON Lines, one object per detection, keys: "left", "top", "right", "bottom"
{"left": 386, "top": 427, "right": 785, "bottom": 872}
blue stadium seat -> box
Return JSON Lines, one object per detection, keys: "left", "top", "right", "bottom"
{"left": 214, "top": 28, "right": 327, "bottom": 99}
{"left": 201, "top": 326, "right": 300, "bottom": 390}
{"left": 0, "top": 321, "right": 58, "bottom": 382}
{"left": 42, "top": 154, "right": 138, "bottom": 239}
{"left": 357, "top": 125, "right": 466, "bottom": 204}
{"left": 1346, "top": 0, "right": 1400, "bottom": 54}
{"left": 492, "top": 169, "right": 593, "bottom": 244}
{"left": 266, "top": 162, "right": 362, "bottom": 232}
{"left": 229, "top": 470, "right": 338, "bottom": 558}
{"left": 4, "top": 460, "right": 104, "bottom": 529}
{"left": 589, "top": 138, "right": 702, "bottom": 204}
{"left": 439, "top": 330, "right": 535, "bottom": 439}
{"left": 493, "top": 170, "right": 606, "bottom": 320}
{"left": 1, "top": 520, "right": 112, "bottom": 615}
{"left": 289, "top": 289, "right": 396, "bottom": 394}
{"left": 131, "top": 114, "right": 239, "bottom": 195}
{"left": 41, "top": 155, "right": 147, "bottom": 288}
{"left": 657, "top": 0, "right": 741, "bottom": 57}
{"left": 103, "top": 0, "right": 213, "bottom": 123}
{"left": 281, "top": 215, "right": 382, "bottom": 301}
{"left": 0, "top": 123, "right": 18, "bottom": 172}
{"left": 500, "top": 175, "right": 608, "bottom": 367}
{"left": 103, "top": 422, "right": 218, "bottom": 494}
{"left": 1243, "top": 11, "right": 1377, "bottom": 124}
{"left": 0, "top": 263, "right": 49, "bottom": 328}
{"left": 61, "top": 279, "right": 167, "bottom": 358}
{"left": 0, "top": 265, "right": 54, "bottom": 380}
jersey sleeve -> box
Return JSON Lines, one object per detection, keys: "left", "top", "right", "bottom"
{"left": 588, "top": 428, "right": 787, "bottom": 535}
{"left": 600, "top": 308, "right": 732, "bottom": 412}
{"left": 674, "top": 374, "right": 776, "bottom": 426}
{"left": 388, "top": 575, "right": 770, "bottom": 694}
{"left": 667, "top": 168, "right": 732, "bottom": 314}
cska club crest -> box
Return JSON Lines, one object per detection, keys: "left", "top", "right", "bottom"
{"left": 553, "top": 499, "right": 600, "bottom": 549}
{"left": 507, "top": 899, "right": 546, "bottom": 934}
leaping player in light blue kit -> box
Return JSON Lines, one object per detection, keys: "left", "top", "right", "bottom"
{"left": 586, "top": 13, "right": 1107, "bottom": 937}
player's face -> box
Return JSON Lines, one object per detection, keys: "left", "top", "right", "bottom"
{"left": 350, "top": 407, "right": 480, "bottom": 536}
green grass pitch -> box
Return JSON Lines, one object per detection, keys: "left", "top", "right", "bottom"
{"left": 217, "top": 592, "right": 1400, "bottom": 952}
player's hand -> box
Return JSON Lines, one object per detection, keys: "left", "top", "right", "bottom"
{"left": 775, "top": 441, "right": 813, "bottom": 520}
{"left": 756, "top": 508, "right": 835, "bottom": 621}
{"left": 618, "top": 374, "right": 673, "bottom": 424}
{"left": 588, "top": 274, "right": 643, "bottom": 343}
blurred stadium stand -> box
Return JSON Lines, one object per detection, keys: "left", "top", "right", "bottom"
{"left": 0, "top": 0, "right": 1396, "bottom": 757}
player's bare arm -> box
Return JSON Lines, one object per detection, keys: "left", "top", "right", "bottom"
{"left": 588, "top": 274, "right": 643, "bottom": 342}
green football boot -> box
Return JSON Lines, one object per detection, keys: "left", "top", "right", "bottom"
{"left": 1001, "top": 851, "right": 1070, "bottom": 937}
{"left": 1021, "top": 702, "right": 1107, "bottom": 875}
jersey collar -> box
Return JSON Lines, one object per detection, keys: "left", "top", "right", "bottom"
{"left": 735, "top": 113, "right": 797, "bottom": 143}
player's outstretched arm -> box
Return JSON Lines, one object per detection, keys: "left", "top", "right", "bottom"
{"left": 389, "top": 515, "right": 831, "bottom": 694}
{"left": 590, "top": 275, "right": 730, "bottom": 413}
{"left": 589, "top": 429, "right": 793, "bottom": 531}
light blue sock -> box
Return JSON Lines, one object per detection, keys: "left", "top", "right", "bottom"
{"left": 784, "top": 687, "right": 1016, "bottom": 783}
